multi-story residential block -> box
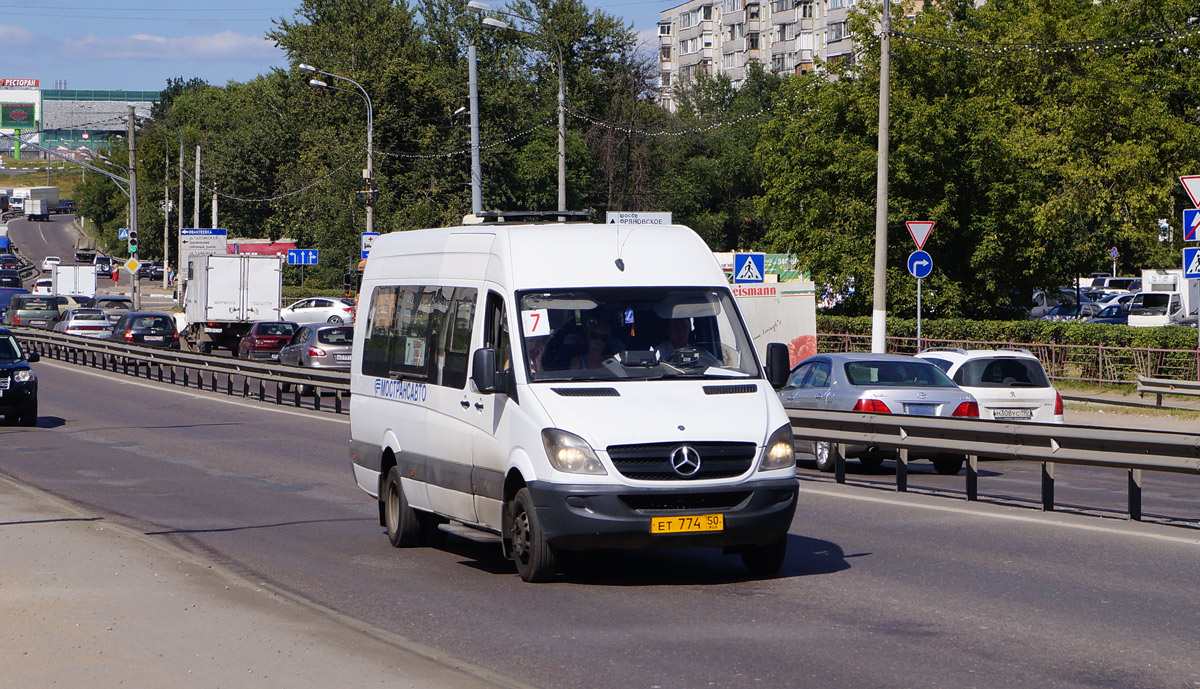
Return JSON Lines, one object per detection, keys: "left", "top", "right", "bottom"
{"left": 657, "top": 0, "right": 862, "bottom": 111}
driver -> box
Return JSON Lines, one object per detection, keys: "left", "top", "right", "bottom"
{"left": 656, "top": 317, "right": 693, "bottom": 359}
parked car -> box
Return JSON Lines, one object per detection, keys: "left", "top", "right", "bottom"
{"left": 0, "top": 269, "right": 21, "bottom": 288}
{"left": 1087, "top": 303, "right": 1130, "bottom": 325}
{"left": 107, "top": 311, "right": 179, "bottom": 348}
{"left": 778, "top": 353, "right": 978, "bottom": 475}
{"left": 0, "top": 326, "right": 39, "bottom": 426}
{"left": 136, "top": 261, "right": 164, "bottom": 281}
{"left": 53, "top": 308, "right": 114, "bottom": 338}
{"left": 41, "top": 256, "right": 62, "bottom": 273}
{"left": 1031, "top": 288, "right": 1097, "bottom": 319}
{"left": 1039, "top": 301, "right": 1100, "bottom": 321}
{"left": 916, "top": 348, "right": 1063, "bottom": 424}
{"left": 235, "top": 321, "right": 298, "bottom": 360}
{"left": 95, "top": 296, "right": 135, "bottom": 324}
{"left": 31, "top": 279, "right": 53, "bottom": 295}
{"left": 1, "top": 294, "right": 61, "bottom": 329}
{"left": 279, "top": 297, "right": 356, "bottom": 325}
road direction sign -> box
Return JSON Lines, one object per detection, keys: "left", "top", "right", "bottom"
{"left": 1185, "top": 210, "right": 1200, "bottom": 242}
{"left": 1185, "top": 248, "right": 1200, "bottom": 279}
{"left": 733, "top": 253, "right": 765, "bottom": 283}
{"left": 907, "top": 250, "right": 933, "bottom": 279}
{"left": 905, "top": 221, "right": 935, "bottom": 250}
{"left": 287, "top": 249, "right": 319, "bottom": 266}
{"left": 361, "top": 232, "right": 380, "bottom": 260}
{"left": 605, "top": 211, "right": 672, "bottom": 226}
{"left": 1181, "top": 176, "right": 1200, "bottom": 207}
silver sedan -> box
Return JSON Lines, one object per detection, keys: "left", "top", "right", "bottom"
{"left": 278, "top": 324, "right": 353, "bottom": 395}
{"left": 778, "top": 353, "right": 979, "bottom": 475}
{"left": 52, "top": 308, "right": 113, "bottom": 339}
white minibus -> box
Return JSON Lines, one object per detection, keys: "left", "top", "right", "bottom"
{"left": 348, "top": 220, "right": 798, "bottom": 581}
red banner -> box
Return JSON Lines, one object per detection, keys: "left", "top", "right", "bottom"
{"left": 1, "top": 79, "right": 39, "bottom": 88}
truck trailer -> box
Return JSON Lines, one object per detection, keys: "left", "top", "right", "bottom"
{"left": 52, "top": 264, "right": 98, "bottom": 297}
{"left": 181, "top": 254, "right": 283, "bottom": 353}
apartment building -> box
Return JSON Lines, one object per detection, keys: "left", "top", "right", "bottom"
{"left": 657, "top": 0, "right": 861, "bottom": 111}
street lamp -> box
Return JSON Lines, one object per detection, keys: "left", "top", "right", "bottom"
{"left": 298, "top": 63, "right": 375, "bottom": 235}
{"left": 469, "top": 0, "right": 567, "bottom": 213}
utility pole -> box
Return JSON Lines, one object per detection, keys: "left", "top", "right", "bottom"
{"left": 127, "top": 105, "right": 140, "bottom": 310}
{"left": 193, "top": 145, "right": 200, "bottom": 228}
{"left": 163, "top": 144, "right": 170, "bottom": 289}
{"left": 870, "top": 0, "right": 892, "bottom": 354}
{"left": 177, "top": 137, "right": 184, "bottom": 305}
{"left": 468, "top": 44, "right": 483, "bottom": 216}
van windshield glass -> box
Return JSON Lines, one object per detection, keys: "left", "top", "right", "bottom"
{"left": 518, "top": 287, "right": 760, "bottom": 382}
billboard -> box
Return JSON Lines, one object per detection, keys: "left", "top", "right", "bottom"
{"left": 1, "top": 103, "right": 36, "bottom": 129}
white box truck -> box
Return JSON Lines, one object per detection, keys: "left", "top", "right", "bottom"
{"left": 182, "top": 254, "right": 282, "bottom": 353}
{"left": 52, "top": 264, "right": 98, "bottom": 297}
{"left": 348, "top": 221, "right": 798, "bottom": 582}
{"left": 12, "top": 187, "right": 58, "bottom": 221}
{"left": 1129, "top": 269, "right": 1198, "bottom": 327}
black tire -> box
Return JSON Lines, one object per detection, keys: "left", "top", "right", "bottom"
{"left": 297, "top": 384, "right": 314, "bottom": 397}
{"left": 382, "top": 466, "right": 423, "bottom": 547}
{"left": 327, "top": 315, "right": 343, "bottom": 324}
{"left": 933, "top": 457, "right": 965, "bottom": 475}
{"left": 280, "top": 382, "right": 291, "bottom": 393}
{"left": 858, "top": 455, "right": 885, "bottom": 471}
{"left": 509, "top": 488, "right": 556, "bottom": 582}
{"left": 741, "top": 535, "right": 787, "bottom": 577}
{"left": 19, "top": 401, "right": 37, "bottom": 427}
{"left": 813, "top": 441, "right": 841, "bottom": 473}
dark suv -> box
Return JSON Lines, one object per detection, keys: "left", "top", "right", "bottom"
{"left": 0, "top": 327, "right": 39, "bottom": 426}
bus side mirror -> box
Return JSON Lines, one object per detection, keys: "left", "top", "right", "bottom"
{"left": 472, "top": 348, "right": 499, "bottom": 393}
{"left": 765, "top": 343, "right": 789, "bottom": 390}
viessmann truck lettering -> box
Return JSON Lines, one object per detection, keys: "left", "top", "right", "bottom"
{"left": 348, "top": 221, "right": 798, "bottom": 582}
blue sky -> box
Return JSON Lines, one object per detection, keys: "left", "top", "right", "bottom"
{"left": 0, "top": 0, "right": 669, "bottom": 92}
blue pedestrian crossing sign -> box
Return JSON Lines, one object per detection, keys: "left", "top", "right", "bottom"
{"left": 733, "top": 253, "right": 765, "bottom": 283}
{"left": 1184, "top": 209, "right": 1200, "bottom": 242}
{"left": 118, "top": 228, "right": 130, "bottom": 240}
{"left": 1184, "top": 247, "right": 1200, "bottom": 279}
{"left": 907, "top": 250, "right": 933, "bottom": 279}
{"left": 287, "top": 249, "right": 320, "bottom": 266}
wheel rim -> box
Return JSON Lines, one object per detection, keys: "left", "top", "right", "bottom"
{"left": 385, "top": 481, "right": 400, "bottom": 534}
{"left": 815, "top": 442, "right": 829, "bottom": 466}
{"left": 511, "top": 506, "right": 531, "bottom": 564}
{"left": 328, "top": 316, "right": 343, "bottom": 324}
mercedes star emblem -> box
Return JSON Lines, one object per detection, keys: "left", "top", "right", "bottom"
{"left": 669, "top": 445, "right": 702, "bottom": 477}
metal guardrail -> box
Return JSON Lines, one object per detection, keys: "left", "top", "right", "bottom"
{"left": 1136, "top": 375, "right": 1200, "bottom": 407}
{"left": 12, "top": 327, "right": 351, "bottom": 415}
{"left": 786, "top": 408, "right": 1200, "bottom": 522}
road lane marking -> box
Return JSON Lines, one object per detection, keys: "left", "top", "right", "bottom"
{"left": 38, "top": 359, "right": 349, "bottom": 425}
{"left": 799, "top": 482, "right": 1200, "bottom": 546}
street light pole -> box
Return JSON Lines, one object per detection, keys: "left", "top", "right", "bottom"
{"left": 471, "top": 1, "right": 566, "bottom": 212}
{"left": 870, "top": 0, "right": 892, "bottom": 354}
{"left": 468, "top": 44, "right": 483, "bottom": 216}
{"left": 126, "top": 105, "right": 140, "bottom": 310}
{"left": 299, "top": 64, "right": 374, "bottom": 235}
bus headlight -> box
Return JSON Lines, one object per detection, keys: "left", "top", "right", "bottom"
{"left": 541, "top": 429, "right": 607, "bottom": 475}
{"left": 759, "top": 423, "right": 795, "bottom": 471}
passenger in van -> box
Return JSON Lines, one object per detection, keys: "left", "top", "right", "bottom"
{"left": 525, "top": 334, "right": 549, "bottom": 372}
{"left": 570, "top": 319, "right": 620, "bottom": 370}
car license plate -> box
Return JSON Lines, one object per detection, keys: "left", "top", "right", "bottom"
{"left": 905, "top": 403, "right": 937, "bottom": 416}
{"left": 651, "top": 514, "right": 723, "bottom": 534}
{"left": 204, "top": 328, "right": 222, "bottom": 334}
{"left": 30, "top": 320, "right": 46, "bottom": 326}
{"left": 335, "top": 353, "right": 351, "bottom": 362}
{"left": 143, "top": 336, "right": 164, "bottom": 342}
{"left": 270, "top": 353, "right": 279, "bottom": 360}
{"left": 993, "top": 408, "right": 1033, "bottom": 420}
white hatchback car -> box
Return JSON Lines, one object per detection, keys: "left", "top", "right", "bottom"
{"left": 916, "top": 348, "right": 1063, "bottom": 424}
{"left": 42, "top": 256, "right": 62, "bottom": 272}
{"left": 279, "top": 297, "right": 356, "bottom": 325}
{"left": 32, "top": 278, "right": 53, "bottom": 295}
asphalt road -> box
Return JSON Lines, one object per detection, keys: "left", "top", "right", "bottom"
{"left": 1, "top": 360, "right": 1197, "bottom": 689}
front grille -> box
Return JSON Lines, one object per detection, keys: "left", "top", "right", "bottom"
{"left": 0, "top": 375, "right": 9, "bottom": 390}
{"left": 606, "top": 441, "right": 757, "bottom": 480}
{"left": 621, "top": 491, "right": 751, "bottom": 512}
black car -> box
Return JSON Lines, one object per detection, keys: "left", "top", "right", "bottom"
{"left": 137, "top": 261, "right": 164, "bottom": 281}
{"left": 0, "top": 269, "right": 21, "bottom": 288}
{"left": 0, "top": 327, "right": 39, "bottom": 426}
{"left": 108, "top": 311, "right": 179, "bottom": 348}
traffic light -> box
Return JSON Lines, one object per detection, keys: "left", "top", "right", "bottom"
{"left": 128, "top": 230, "right": 138, "bottom": 255}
